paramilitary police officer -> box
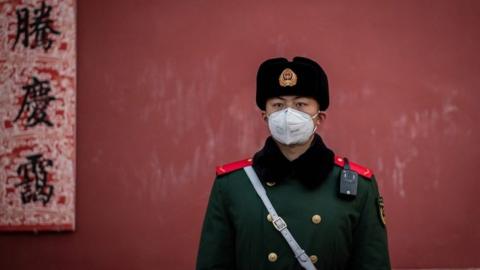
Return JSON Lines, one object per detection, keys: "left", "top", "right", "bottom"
{"left": 196, "top": 56, "right": 391, "bottom": 270}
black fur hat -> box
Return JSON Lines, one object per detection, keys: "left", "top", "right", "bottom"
{"left": 256, "top": 56, "right": 329, "bottom": 110}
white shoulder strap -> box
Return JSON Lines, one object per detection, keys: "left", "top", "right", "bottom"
{"left": 243, "top": 166, "right": 317, "bottom": 270}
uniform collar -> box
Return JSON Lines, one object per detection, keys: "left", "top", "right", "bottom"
{"left": 252, "top": 134, "right": 334, "bottom": 188}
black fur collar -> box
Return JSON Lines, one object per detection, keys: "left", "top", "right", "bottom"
{"left": 252, "top": 134, "right": 334, "bottom": 188}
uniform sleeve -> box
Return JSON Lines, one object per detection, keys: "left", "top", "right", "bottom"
{"left": 196, "top": 177, "right": 235, "bottom": 270}
{"left": 348, "top": 176, "right": 391, "bottom": 270}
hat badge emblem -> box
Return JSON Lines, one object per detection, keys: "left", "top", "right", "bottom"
{"left": 279, "top": 68, "right": 297, "bottom": 87}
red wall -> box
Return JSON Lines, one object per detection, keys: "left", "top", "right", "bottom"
{"left": 1, "top": 0, "right": 480, "bottom": 269}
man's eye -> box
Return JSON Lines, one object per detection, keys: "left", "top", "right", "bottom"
{"left": 273, "top": 103, "right": 284, "bottom": 108}
{"left": 296, "top": 103, "right": 306, "bottom": 107}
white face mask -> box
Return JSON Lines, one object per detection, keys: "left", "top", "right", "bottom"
{"left": 267, "top": 108, "right": 318, "bottom": 145}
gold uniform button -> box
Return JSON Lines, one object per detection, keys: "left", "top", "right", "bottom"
{"left": 310, "top": 255, "right": 318, "bottom": 263}
{"left": 268, "top": 252, "right": 278, "bottom": 262}
{"left": 312, "top": 214, "right": 322, "bottom": 224}
{"left": 266, "top": 181, "right": 276, "bottom": 187}
{"left": 267, "top": 214, "right": 273, "bottom": 222}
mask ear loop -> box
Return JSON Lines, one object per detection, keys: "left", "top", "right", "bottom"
{"left": 311, "top": 111, "right": 321, "bottom": 133}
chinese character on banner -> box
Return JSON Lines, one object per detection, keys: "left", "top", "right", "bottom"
{"left": 14, "top": 76, "right": 56, "bottom": 127}
{"left": 15, "top": 154, "right": 54, "bottom": 206}
{"left": 0, "top": 0, "right": 76, "bottom": 232}
{"left": 12, "top": 1, "right": 61, "bottom": 52}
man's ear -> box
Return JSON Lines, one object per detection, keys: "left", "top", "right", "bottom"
{"left": 261, "top": 111, "right": 268, "bottom": 121}
{"left": 316, "top": 111, "right": 327, "bottom": 125}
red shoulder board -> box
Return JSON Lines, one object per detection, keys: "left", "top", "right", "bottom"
{"left": 216, "top": 158, "right": 253, "bottom": 176}
{"left": 334, "top": 155, "right": 373, "bottom": 179}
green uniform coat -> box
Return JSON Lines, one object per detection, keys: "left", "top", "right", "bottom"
{"left": 197, "top": 136, "right": 390, "bottom": 270}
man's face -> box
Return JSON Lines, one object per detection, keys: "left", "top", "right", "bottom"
{"left": 261, "top": 96, "right": 326, "bottom": 127}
